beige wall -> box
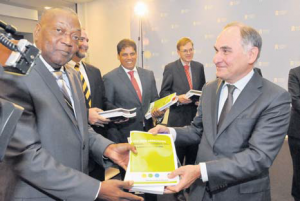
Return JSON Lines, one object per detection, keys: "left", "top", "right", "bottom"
{"left": 78, "top": 0, "right": 134, "bottom": 75}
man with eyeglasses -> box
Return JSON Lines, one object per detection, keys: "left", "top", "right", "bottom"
{"left": 160, "top": 38, "right": 206, "bottom": 168}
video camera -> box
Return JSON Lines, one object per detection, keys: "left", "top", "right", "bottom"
{"left": 0, "top": 20, "right": 40, "bottom": 75}
{"left": 0, "top": 20, "right": 41, "bottom": 161}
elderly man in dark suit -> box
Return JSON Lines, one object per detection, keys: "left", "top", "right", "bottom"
{"left": 160, "top": 37, "right": 206, "bottom": 168}
{"left": 150, "top": 22, "right": 290, "bottom": 201}
{"left": 0, "top": 8, "right": 143, "bottom": 201}
{"left": 288, "top": 66, "right": 300, "bottom": 201}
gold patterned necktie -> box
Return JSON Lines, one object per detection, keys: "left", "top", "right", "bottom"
{"left": 74, "top": 62, "right": 92, "bottom": 108}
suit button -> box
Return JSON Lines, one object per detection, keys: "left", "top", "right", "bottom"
{"left": 82, "top": 144, "right": 86, "bottom": 150}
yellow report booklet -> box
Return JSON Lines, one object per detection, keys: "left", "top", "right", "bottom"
{"left": 125, "top": 131, "right": 179, "bottom": 189}
{"left": 145, "top": 93, "right": 178, "bottom": 119}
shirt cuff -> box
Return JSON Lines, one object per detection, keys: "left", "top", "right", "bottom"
{"left": 95, "top": 182, "right": 101, "bottom": 200}
{"left": 199, "top": 162, "right": 208, "bottom": 182}
{"left": 168, "top": 127, "right": 177, "bottom": 141}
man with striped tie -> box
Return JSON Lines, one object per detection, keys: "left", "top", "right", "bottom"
{"left": 68, "top": 29, "right": 116, "bottom": 181}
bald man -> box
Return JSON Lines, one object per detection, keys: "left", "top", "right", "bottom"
{"left": 0, "top": 8, "right": 143, "bottom": 201}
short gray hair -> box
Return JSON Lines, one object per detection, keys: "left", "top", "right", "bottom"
{"left": 224, "top": 22, "right": 262, "bottom": 61}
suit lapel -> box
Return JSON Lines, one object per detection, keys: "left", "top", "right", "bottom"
{"left": 190, "top": 61, "right": 199, "bottom": 89}
{"left": 216, "top": 73, "right": 263, "bottom": 139}
{"left": 205, "top": 79, "right": 223, "bottom": 144}
{"left": 118, "top": 66, "right": 142, "bottom": 105}
{"left": 65, "top": 66, "right": 84, "bottom": 140}
{"left": 175, "top": 59, "right": 190, "bottom": 91}
{"left": 137, "top": 67, "right": 147, "bottom": 105}
{"left": 34, "top": 59, "right": 79, "bottom": 131}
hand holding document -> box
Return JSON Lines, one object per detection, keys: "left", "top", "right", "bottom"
{"left": 145, "top": 93, "right": 178, "bottom": 119}
{"left": 185, "top": 89, "right": 202, "bottom": 102}
{"left": 98, "top": 108, "right": 136, "bottom": 122}
{"left": 125, "top": 131, "right": 179, "bottom": 194}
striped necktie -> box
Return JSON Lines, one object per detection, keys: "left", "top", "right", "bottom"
{"left": 184, "top": 65, "right": 193, "bottom": 89}
{"left": 74, "top": 62, "right": 92, "bottom": 108}
{"left": 52, "top": 70, "right": 74, "bottom": 112}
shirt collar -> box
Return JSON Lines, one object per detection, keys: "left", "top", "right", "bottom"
{"left": 40, "top": 55, "right": 65, "bottom": 73}
{"left": 181, "top": 59, "right": 190, "bottom": 67}
{"left": 222, "top": 70, "right": 254, "bottom": 91}
{"left": 68, "top": 60, "right": 78, "bottom": 68}
{"left": 122, "top": 66, "right": 137, "bottom": 74}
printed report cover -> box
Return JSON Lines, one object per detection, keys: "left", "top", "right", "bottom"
{"left": 126, "top": 131, "right": 179, "bottom": 187}
{"left": 145, "top": 93, "right": 178, "bottom": 119}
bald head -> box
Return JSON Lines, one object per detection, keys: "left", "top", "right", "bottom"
{"left": 34, "top": 8, "right": 81, "bottom": 69}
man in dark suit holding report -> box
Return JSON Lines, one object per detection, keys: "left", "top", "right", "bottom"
{"left": 104, "top": 39, "right": 164, "bottom": 144}
{"left": 0, "top": 8, "right": 143, "bottom": 201}
{"left": 160, "top": 37, "right": 206, "bottom": 168}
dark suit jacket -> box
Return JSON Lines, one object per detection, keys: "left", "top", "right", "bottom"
{"left": 175, "top": 72, "right": 290, "bottom": 201}
{"left": 160, "top": 59, "right": 206, "bottom": 127}
{"left": 103, "top": 66, "right": 159, "bottom": 143}
{"left": 83, "top": 62, "right": 116, "bottom": 135}
{"left": 288, "top": 66, "right": 300, "bottom": 139}
{"left": 0, "top": 58, "right": 113, "bottom": 201}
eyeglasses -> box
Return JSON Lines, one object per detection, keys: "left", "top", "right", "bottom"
{"left": 180, "top": 48, "right": 194, "bottom": 54}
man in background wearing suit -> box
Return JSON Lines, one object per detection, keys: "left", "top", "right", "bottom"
{"left": 288, "top": 67, "right": 300, "bottom": 201}
{"left": 104, "top": 39, "right": 164, "bottom": 201}
{"left": 160, "top": 37, "right": 206, "bottom": 167}
{"left": 68, "top": 29, "right": 116, "bottom": 181}
{"left": 0, "top": 8, "right": 143, "bottom": 201}
{"left": 104, "top": 39, "right": 163, "bottom": 144}
{"left": 150, "top": 22, "right": 290, "bottom": 201}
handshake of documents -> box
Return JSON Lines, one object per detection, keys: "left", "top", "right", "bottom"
{"left": 125, "top": 131, "right": 179, "bottom": 194}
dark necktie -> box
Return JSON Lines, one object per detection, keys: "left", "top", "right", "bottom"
{"left": 217, "top": 84, "right": 236, "bottom": 131}
{"left": 74, "top": 63, "right": 92, "bottom": 108}
{"left": 184, "top": 65, "right": 193, "bottom": 89}
{"left": 128, "top": 71, "right": 142, "bottom": 102}
{"left": 52, "top": 70, "right": 74, "bottom": 111}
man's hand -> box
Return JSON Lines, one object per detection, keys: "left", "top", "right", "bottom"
{"left": 177, "top": 94, "right": 192, "bottom": 104}
{"left": 151, "top": 108, "right": 165, "bottom": 119}
{"left": 89, "top": 108, "right": 110, "bottom": 126}
{"left": 104, "top": 143, "right": 137, "bottom": 170}
{"left": 98, "top": 180, "right": 144, "bottom": 201}
{"left": 165, "top": 165, "right": 201, "bottom": 194}
{"left": 148, "top": 125, "right": 170, "bottom": 134}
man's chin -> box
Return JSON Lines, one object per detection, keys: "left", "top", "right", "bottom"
{"left": 76, "top": 52, "right": 86, "bottom": 59}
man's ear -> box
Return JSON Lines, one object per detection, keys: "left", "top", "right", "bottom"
{"left": 248, "top": 46, "right": 259, "bottom": 64}
{"left": 33, "top": 23, "right": 41, "bottom": 44}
